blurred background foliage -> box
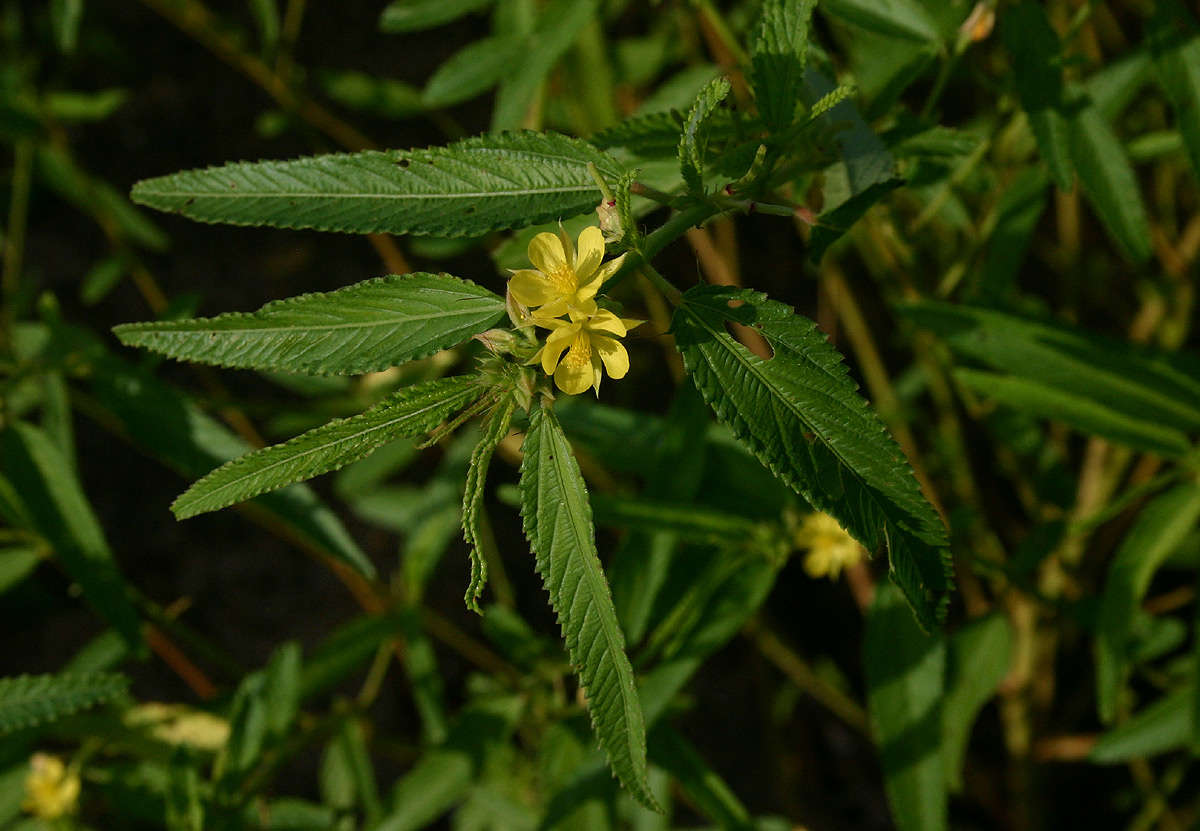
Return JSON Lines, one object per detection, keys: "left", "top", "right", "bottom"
{"left": 1, "top": 0, "right": 1200, "bottom": 829}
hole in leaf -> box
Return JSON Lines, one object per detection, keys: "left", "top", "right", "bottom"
{"left": 397, "top": 158, "right": 410, "bottom": 168}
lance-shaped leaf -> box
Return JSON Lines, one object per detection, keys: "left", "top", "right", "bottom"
{"left": 1, "top": 423, "right": 143, "bottom": 648}
{"left": 865, "top": 584, "right": 947, "bottom": 831}
{"left": 751, "top": 0, "right": 816, "bottom": 131}
{"left": 1095, "top": 483, "right": 1200, "bottom": 724}
{"left": 519, "top": 403, "right": 658, "bottom": 809}
{"left": 0, "top": 672, "right": 129, "bottom": 735}
{"left": 672, "top": 286, "right": 951, "bottom": 629}
{"left": 1000, "top": 3, "right": 1073, "bottom": 190}
{"left": 130, "top": 132, "right": 625, "bottom": 238}
{"left": 900, "top": 301, "right": 1200, "bottom": 455}
{"left": 678, "top": 77, "right": 732, "bottom": 195}
{"left": 461, "top": 398, "right": 515, "bottom": 613}
{"left": 379, "top": 0, "right": 493, "bottom": 33}
{"left": 114, "top": 273, "right": 505, "bottom": 375}
{"left": 174, "top": 376, "right": 482, "bottom": 519}
{"left": 1148, "top": 0, "right": 1200, "bottom": 181}
{"left": 820, "top": 0, "right": 941, "bottom": 44}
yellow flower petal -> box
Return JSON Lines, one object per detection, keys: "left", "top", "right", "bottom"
{"left": 557, "top": 224, "right": 576, "bottom": 265}
{"left": 528, "top": 232, "right": 567, "bottom": 275}
{"left": 620, "top": 317, "right": 646, "bottom": 332}
{"left": 566, "top": 298, "right": 598, "bottom": 321}
{"left": 585, "top": 309, "right": 627, "bottom": 337}
{"left": 555, "top": 358, "right": 594, "bottom": 394}
{"left": 574, "top": 225, "right": 605, "bottom": 285}
{"left": 508, "top": 269, "right": 558, "bottom": 307}
{"left": 593, "top": 335, "right": 630, "bottom": 379}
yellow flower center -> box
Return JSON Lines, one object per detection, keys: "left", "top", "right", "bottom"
{"left": 546, "top": 264, "right": 576, "bottom": 295}
{"left": 564, "top": 332, "right": 592, "bottom": 367}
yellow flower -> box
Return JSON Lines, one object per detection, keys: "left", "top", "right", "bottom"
{"left": 508, "top": 225, "right": 626, "bottom": 320}
{"left": 795, "top": 513, "right": 864, "bottom": 579}
{"left": 531, "top": 309, "right": 642, "bottom": 395}
{"left": 23, "top": 753, "right": 80, "bottom": 819}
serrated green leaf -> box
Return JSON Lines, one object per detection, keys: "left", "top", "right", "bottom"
{"left": 462, "top": 399, "right": 515, "bottom": 613}
{"left": 751, "top": 0, "right": 816, "bottom": 131}
{"left": 423, "top": 36, "right": 525, "bottom": 108}
{"left": 943, "top": 614, "right": 1011, "bottom": 791}
{"left": 491, "top": 0, "right": 600, "bottom": 131}
{"left": 114, "top": 273, "right": 504, "bottom": 375}
{"left": 1091, "top": 684, "right": 1191, "bottom": 763}
{"left": 0, "top": 423, "right": 143, "bottom": 648}
{"left": 174, "top": 376, "right": 482, "bottom": 518}
{"left": 591, "top": 495, "right": 759, "bottom": 546}
{"left": 130, "top": 132, "right": 625, "bottom": 238}
{"left": 901, "top": 302, "right": 1200, "bottom": 453}
{"left": 820, "top": 0, "right": 941, "bottom": 44}
{"left": 0, "top": 672, "right": 129, "bottom": 734}
{"left": 672, "top": 286, "right": 951, "bottom": 630}
{"left": 1000, "top": 3, "right": 1073, "bottom": 189}
{"left": 865, "top": 584, "right": 946, "bottom": 831}
{"left": 519, "top": 403, "right": 658, "bottom": 809}
{"left": 678, "top": 77, "right": 731, "bottom": 194}
{"left": 1095, "top": 483, "right": 1200, "bottom": 724}
{"left": 379, "top": 0, "right": 493, "bottom": 32}
{"left": 1067, "top": 89, "right": 1152, "bottom": 262}
{"left": 1148, "top": 0, "right": 1200, "bottom": 181}
{"left": 803, "top": 69, "right": 897, "bottom": 193}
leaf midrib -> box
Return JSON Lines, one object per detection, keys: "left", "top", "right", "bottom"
{"left": 124, "top": 301, "right": 503, "bottom": 338}
{"left": 682, "top": 304, "right": 933, "bottom": 533}
{"left": 178, "top": 388, "right": 472, "bottom": 513}
{"left": 544, "top": 414, "right": 644, "bottom": 785}
{"left": 135, "top": 185, "right": 596, "bottom": 201}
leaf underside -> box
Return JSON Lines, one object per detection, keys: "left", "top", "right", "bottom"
{"left": 173, "top": 376, "right": 483, "bottom": 519}
{"left": 672, "top": 285, "right": 951, "bottom": 630}
{"left": 130, "top": 131, "right": 626, "bottom": 238}
{"left": 518, "top": 403, "right": 658, "bottom": 810}
{"left": 114, "top": 273, "right": 505, "bottom": 376}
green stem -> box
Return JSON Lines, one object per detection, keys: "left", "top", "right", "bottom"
{"left": 640, "top": 261, "right": 684, "bottom": 306}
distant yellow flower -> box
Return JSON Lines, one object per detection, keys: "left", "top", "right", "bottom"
{"left": 796, "top": 513, "right": 864, "bottom": 579}
{"left": 23, "top": 753, "right": 80, "bottom": 819}
{"left": 531, "top": 309, "right": 642, "bottom": 395}
{"left": 508, "top": 225, "right": 626, "bottom": 321}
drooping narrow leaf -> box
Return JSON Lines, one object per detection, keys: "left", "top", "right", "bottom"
{"left": 1000, "top": 3, "right": 1073, "bottom": 189}
{"left": 942, "top": 614, "right": 1012, "bottom": 791}
{"left": 130, "top": 132, "right": 625, "bottom": 238}
{"left": 1095, "top": 483, "right": 1200, "bottom": 723}
{"left": 1066, "top": 89, "right": 1152, "bottom": 262}
{"left": 808, "top": 177, "right": 903, "bottom": 262}
{"left": 1148, "top": 0, "right": 1200, "bottom": 180}
{"left": 751, "top": 0, "right": 816, "bottom": 131}
{"left": 1, "top": 423, "right": 143, "bottom": 647}
{"left": 491, "top": 0, "right": 600, "bottom": 131}
{"left": 673, "top": 286, "right": 951, "bottom": 629}
{"left": 377, "top": 697, "right": 524, "bottom": 831}
{"left": 423, "top": 36, "right": 526, "bottom": 108}
{"left": 173, "top": 376, "right": 482, "bottom": 519}
{"left": 649, "top": 726, "right": 753, "bottom": 831}
{"left": 519, "top": 403, "right": 658, "bottom": 809}
{"left": 379, "top": 0, "right": 494, "bottom": 33}
{"left": 0, "top": 672, "right": 129, "bottom": 734}
{"left": 901, "top": 302, "right": 1200, "bottom": 453}
{"left": 1091, "top": 684, "right": 1192, "bottom": 763}
{"left": 820, "top": 0, "right": 941, "bottom": 44}
{"left": 461, "top": 398, "right": 515, "bottom": 613}
{"left": 114, "top": 273, "right": 504, "bottom": 375}
{"left": 865, "top": 584, "right": 947, "bottom": 831}
{"left": 678, "top": 77, "right": 732, "bottom": 194}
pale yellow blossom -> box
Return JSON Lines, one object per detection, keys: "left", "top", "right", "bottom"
{"left": 507, "top": 225, "right": 626, "bottom": 321}
{"left": 23, "top": 753, "right": 80, "bottom": 819}
{"left": 530, "top": 309, "right": 642, "bottom": 396}
{"left": 795, "top": 513, "right": 864, "bottom": 579}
